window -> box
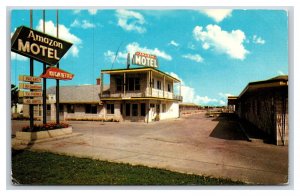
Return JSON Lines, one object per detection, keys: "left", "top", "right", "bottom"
{"left": 126, "top": 78, "right": 140, "bottom": 91}
{"left": 132, "top": 104, "right": 138, "bottom": 116}
{"left": 86, "top": 104, "right": 97, "bottom": 114}
{"left": 116, "top": 78, "right": 123, "bottom": 91}
{"left": 150, "top": 104, "right": 155, "bottom": 108}
{"left": 156, "top": 104, "right": 160, "bottom": 113}
{"left": 151, "top": 78, "right": 154, "bottom": 87}
{"left": 67, "top": 104, "right": 74, "bottom": 113}
{"left": 135, "top": 78, "right": 140, "bottom": 90}
{"left": 162, "top": 104, "right": 166, "bottom": 113}
{"left": 168, "top": 84, "right": 172, "bottom": 92}
{"left": 126, "top": 103, "right": 131, "bottom": 116}
{"left": 141, "top": 103, "right": 146, "bottom": 116}
{"left": 157, "top": 80, "right": 161, "bottom": 90}
{"left": 106, "top": 104, "right": 114, "bottom": 114}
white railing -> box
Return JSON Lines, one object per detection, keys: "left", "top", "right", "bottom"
{"left": 101, "top": 88, "right": 182, "bottom": 100}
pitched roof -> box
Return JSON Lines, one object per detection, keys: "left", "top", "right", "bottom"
{"left": 47, "top": 85, "right": 109, "bottom": 104}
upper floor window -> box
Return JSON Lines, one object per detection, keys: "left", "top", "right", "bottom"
{"left": 168, "top": 84, "right": 172, "bottom": 92}
{"left": 116, "top": 78, "right": 123, "bottom": 91}
{"left": 157, "top": 80, "right": 162, "bottom": 90}
{"left": 126, "top": 78, "right": 140, "bottom": 91}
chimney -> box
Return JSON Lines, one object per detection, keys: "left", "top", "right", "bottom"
{"left": 96, "top": 78, "right": 101, "bottom": 85}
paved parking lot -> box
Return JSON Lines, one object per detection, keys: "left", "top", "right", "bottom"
{"left": 11, "top": 112, "right": 288, "bottom": 184}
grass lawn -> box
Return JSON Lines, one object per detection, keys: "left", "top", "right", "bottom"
{"left": 12, "top": 150, "right": 244, "bottom": 185}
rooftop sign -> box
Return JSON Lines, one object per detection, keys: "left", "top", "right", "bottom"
{"left": 132, "top": 52, "right": 158, "bottom": 68}
{"left": 40, "top": 67, "right": 74, "bottom": 80}
{"left": 11, "top": 26, "right": 73, "bottom": 65}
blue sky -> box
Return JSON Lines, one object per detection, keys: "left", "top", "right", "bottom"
{"left": 10, "top": 9, "right": 288, "bottom": 106}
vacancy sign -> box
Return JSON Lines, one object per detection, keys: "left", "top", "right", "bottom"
{"left": 40, "top": 67, "right": 74, "bottom": 80}
{"left": 11, "top": 26, "right": 73, "bottom": 65}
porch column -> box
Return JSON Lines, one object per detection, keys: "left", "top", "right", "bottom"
{"left": 150, "top": 70, "right": 152, "bottom": 96}
{"left": 163, "top": 75, "right": 165, "bottom": 98}
{"left": 100, "top": 72, "right": 103, "bottom": 97}
{"left": 123, "top": 72, "right": 126, "bottom": 96}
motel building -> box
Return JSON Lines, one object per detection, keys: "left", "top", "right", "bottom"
{"left": 99, "top": 52, "right": 183, "bottom": 122}
{"left": 21, "top": 52, "right": 183, "bottom": 123}
{"left": 228, "top": 75, "right": 288, "bottom": 145}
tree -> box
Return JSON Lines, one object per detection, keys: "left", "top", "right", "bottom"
{"left": 11, "top": 84, "right": 19, "bottom": 113}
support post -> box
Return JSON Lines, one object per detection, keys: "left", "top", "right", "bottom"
{"left": 123, "top": 72, "right": 126, "bottom": 96}
{"left": 163, "top": 75, "right": 165, "bottom": 98}
{"left": 42, "top": 10, "right": 47, "bottom": 124}
{"left": 100, "top": 72, "right": 103, "bottom": 97}
{"left": 56, "top": 10, "right": 60, "bottom": 124}
{"left": 29, "top": 10, "right": 34, "bottom": 130}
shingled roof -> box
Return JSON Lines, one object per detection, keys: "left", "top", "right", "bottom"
{"left": 47, "top": 85, "right": 109, "bottom": 104}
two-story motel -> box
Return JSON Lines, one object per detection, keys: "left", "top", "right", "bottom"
{"left": 99, "top": 52, "right": 182, "bottom": 122}
{"left": 22, "top": 52, "right": 183, "bottom": 123}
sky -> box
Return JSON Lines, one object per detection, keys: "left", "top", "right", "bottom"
{"left": 10, "top": 9, "right": 288, "bottom": 106}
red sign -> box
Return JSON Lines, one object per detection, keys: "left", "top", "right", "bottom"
{"left": 40, "top": 67, "right": 74, "bottom": 80}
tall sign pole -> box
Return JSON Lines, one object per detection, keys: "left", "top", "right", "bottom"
{"left": 42, "top": 10, "right": 47, "bottom": 124}
{"left": 56, "top": 9, "right": 60, "bottom": 124}
{"left": 29, "top": 10, "right": 34, "bottom": 130}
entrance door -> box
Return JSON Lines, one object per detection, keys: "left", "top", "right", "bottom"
{"left": 141, "top": 103, "right": 146, "bottom": 116}
{"left": 126, "top": 103, "right": 131, "bottom": 116}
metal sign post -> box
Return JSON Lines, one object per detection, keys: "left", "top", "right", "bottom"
{"left": 43, "top": 10, "right": 47, "bottom": 125}
{"left": 56, "top": 10, "right": 60, "bottom": 124}
{"left": 29, "top": 10, "right": 34, "bottom": 130}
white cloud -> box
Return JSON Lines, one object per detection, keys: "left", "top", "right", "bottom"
{"left": 218, "top": 92, "right": 233, "bottom": 99}
{"left": 71, "top": 19, "right": 96, "bottom": 29}
{"left": 182, "top": 54, "right": 204, "bottom": 63}
{"left": 199, "top": 9, "right": 232, "bottom": 23}
{"left": 126, "top": 42, "right": 172, "bottom": 61}
{"left": 167, "top": 72, "right": 224, "bottom": 106}
{"left": 193, "top": 24, "right": 249, "bottom": 60}
{"left": 252, "top": 35, "right": 266, "bottom": 45}
{"left": 168, "top": 40, "right": 179, "bottom": 47}
{"left": 36, "top": 19, "right": 82, "bottom": 57}
{"left": 88, "top": 9, "right": 98, "bottom": 15}
{"left": 116, "top": 9, "right": 146, "bottom": 33}
{"left": 104, "top": 50, "right": 127, "bottom": 64}
{"left": 11, "top": 52, "right": 28, "bottom": 61}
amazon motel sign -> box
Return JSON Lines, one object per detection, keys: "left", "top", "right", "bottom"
{"left": 11, "top": 26, "right": 72, "bottom": 65}
{"left": 11, "top": 25, "right": 74, "bottom": 125}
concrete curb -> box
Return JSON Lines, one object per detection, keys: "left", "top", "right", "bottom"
{"left": 12, "top": 132, "right": 83, "bottom": 148}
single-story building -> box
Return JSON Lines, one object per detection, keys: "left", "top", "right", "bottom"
{"left": 229, "top": 75, "right": 288, "bottom": 145}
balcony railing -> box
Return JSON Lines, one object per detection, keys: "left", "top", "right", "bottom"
{"left": 100, "top": 89, "right": 182, "bottom": 101}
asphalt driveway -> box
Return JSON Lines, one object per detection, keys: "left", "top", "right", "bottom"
{"left": 11, "top": 112, "right": 289, "bottom": 184}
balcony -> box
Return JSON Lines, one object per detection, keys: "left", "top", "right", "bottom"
{"left": 100, "top": 88, "right": 182, "bottom": 101}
